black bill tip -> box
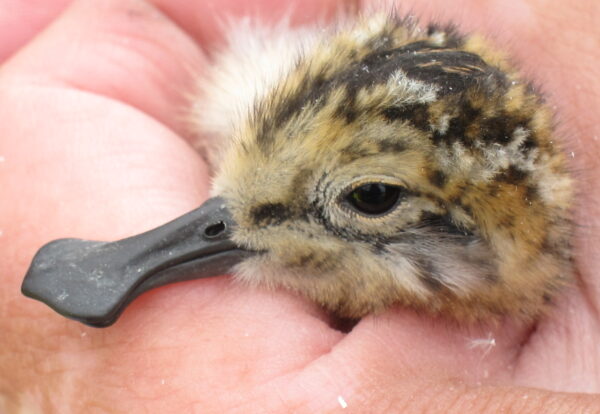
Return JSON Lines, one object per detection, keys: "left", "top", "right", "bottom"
{"left": 21, "top": 197, "right": 252, "bottom": 327}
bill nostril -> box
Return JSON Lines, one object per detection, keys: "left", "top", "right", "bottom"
{"left": 204, "top": 221, "right": 226, "bottom": 239}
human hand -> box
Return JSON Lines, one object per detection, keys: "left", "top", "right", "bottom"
{"left": 1, "top": 0, "right": 599, "bottom": 412}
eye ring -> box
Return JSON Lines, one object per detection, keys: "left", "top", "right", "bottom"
{"left": 343, "top": 182, "right": 406, "bottom": 217}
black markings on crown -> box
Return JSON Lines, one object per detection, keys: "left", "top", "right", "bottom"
{"left": 334, "top": 84, "right": 359, "bottom": 124}
{"left": 497, "top": 165, "right": 529, "bottom": 185}
{"left": 387, "top": 96, "right": 523, "bottom": 148}
{"left": 429, "top": 170, "right": 448, "bottom": 188}
{"left": 424, "top": 96, "right": 538, "bottom": 149}
{"left": 432, "top": 99, "right": 481, "bottom": 145}
{"left": 390, "top": 50, "right": 496, "bottom": 93}
{"left": 255, "top": 30, "right": 507, "bottom": 150}
{"left": 336, "top": 44, "right": 504, "bottom": 101}
{"left": 480, "top": 114, "right": 530, "bottom": 145}
{"left": 275, "top": 72, "right": 329, "bottom": 129}
{"left": 255, "top": 71, "right": 329, "bottom": 150}
{"left": 381, "top": 104, "right": 430, "bottom": 130}
{"left": 481, "top": 116, "right": 515, "bottom": 144}
{"left": 519, "top": 135, "right": 537, "bottom": 151}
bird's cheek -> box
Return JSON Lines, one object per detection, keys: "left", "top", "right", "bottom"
{"left": 270, "top": 240, "right": 347, "bottom": 274}
{"left": 230, "top": 225, "right": 274, "bottom": 251}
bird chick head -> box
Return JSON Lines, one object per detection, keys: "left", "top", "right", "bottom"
{"left": 212, "top": 16, "right": 574, "bottom": 319}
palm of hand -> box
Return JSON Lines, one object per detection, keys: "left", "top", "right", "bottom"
{"left": 1, "top": 0, "right": 599, "bottom": 412}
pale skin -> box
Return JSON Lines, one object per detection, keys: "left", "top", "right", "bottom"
{"left": 1, "top": 0, "right": 599, "bottom": 412}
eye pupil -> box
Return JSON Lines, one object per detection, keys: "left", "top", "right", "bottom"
{"left": 347, "top": 183, "right": 403, "bottom": 216}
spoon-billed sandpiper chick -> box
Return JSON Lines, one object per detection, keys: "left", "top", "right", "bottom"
{"left": 22, "top": 12, "right": 574, "bottom": 326}
{"left": 197, "top": 13, "right": 574, "bottom": 321}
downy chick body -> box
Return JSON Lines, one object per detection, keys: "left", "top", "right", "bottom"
{"left": 191, "top": 12, "right": 573, "bottom": 320}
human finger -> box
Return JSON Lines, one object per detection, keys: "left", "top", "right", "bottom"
{"left": 150, "top": 0, "right": 345, "bottom": 51}
{"left": 0, "top": 0, "right": 71, "bottom": 62}
{"left": 1, "top": 0, "right": 206, "bottom": 137}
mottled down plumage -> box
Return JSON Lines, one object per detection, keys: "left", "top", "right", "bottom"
{"left": 189, "top": 12, "right": 573, "bottom": 320}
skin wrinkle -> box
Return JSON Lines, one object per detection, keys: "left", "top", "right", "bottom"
{"left": 0, "top": 0, "right": 71, "bottom": 62}
{"left": 1, "top": 0, "right": 600, "bottom": 412}
{"left": 574, "top": 261, "right": 600, "bottom": 325}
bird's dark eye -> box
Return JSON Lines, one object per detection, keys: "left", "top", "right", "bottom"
{"left": 345, "top": 183, "right": 404, "bottom": 216}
